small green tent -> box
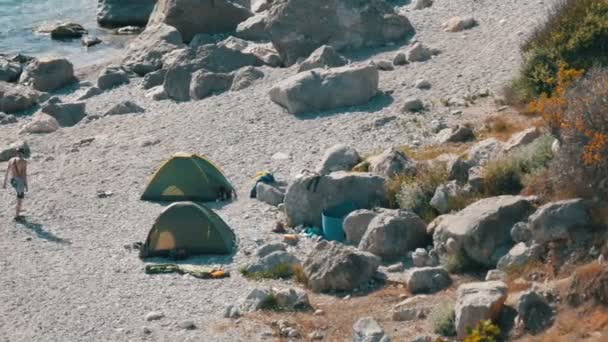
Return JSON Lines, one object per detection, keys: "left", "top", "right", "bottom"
{"left": 140, "top": 201, "right": 236, "bottom": 258}
{"left": 141, "top": 152, "right": 235, "bottom": 202}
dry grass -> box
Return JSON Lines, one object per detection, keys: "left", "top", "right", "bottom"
{"left": 400, "top": 143, "right": 471, "bottom": 162}
{"left": 478, "top": 114, "right": 542, "bottom": 142}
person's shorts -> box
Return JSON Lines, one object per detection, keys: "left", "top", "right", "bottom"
{"left": 10, "top": 177, "right": 25, "bottom": 199}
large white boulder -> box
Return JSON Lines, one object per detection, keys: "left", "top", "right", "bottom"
{"left": 455, "top": 281, "right": 507, "bottom": 339}
{"left": 297, "top": 45, "right": 348, "bottom": 73}
{"left": 147, "top": 0, "right": 252, "bottom": 42}
{"left": 122, "top": 23, "right": 184, "bottom": 76}
{"left": 19, "top": 58, "right": 75, "bottom": 92}
{"left": 20, "top": 113, "right": 59, "bottom": 134}
{"left": 269, "top": 64, "right": 379, "bottom": 115}
{"left": 304, "top": 241, "right": 380, "bottom": 293}
{"left": 431, "top": 196, "right": 535, "bottom": 267}
{"left": 266, "top": 0, "right": 414, "bottom": 66}
{"left": 284, "top": 171, "right": 388, "bottom": 227}
{"left": 97, "top": 0, "right": 157, "bottom": 28}
{"left": 317, "top": 144, "right": 361, "bottom": 175}
{"left": 0, "top": 82, "right": 40, "bottom": 113}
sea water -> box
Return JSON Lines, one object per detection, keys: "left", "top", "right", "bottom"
{"left": 0, "top": 0, "right": 129, "bottom": 67}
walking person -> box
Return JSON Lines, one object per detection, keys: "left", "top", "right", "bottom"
{"left": 3, "top": 147, "right": 28, "bottom": 221}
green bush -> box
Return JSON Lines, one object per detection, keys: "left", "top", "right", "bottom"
{"left": 510, "top": 0, "right": 608, "bottom": 102}
{"left": 240, "top": 263, "right": 294, "bottom": 280}
{"left": 396, "top": 163, "right": 449, "bottom": 222}
{"left": 429, "top": 302, "right": 457, "bottom": 337}
{"left": 483, "top": 134, "right": 554, "bottom": 196}
{"left": 464, "top": 320, "right": 501, "bottom": 342}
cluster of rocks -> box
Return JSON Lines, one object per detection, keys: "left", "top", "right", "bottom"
{"left": 224, "top": 286, "right": 312, "bottom": 318}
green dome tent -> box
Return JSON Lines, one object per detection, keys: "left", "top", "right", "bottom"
{"left": 141, "top": 152, "right": 235, "bottom": 202}
{"left": 140, "top": 201, "right": 236, "bottom": 258}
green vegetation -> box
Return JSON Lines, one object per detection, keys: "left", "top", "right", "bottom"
{"left": 394, "top": 163, "right": 449, "bottom": 222}
{"left": 240, "top": 263, "right": 294, "bottom": 280}
{"left": 464, "top": 320, "right": 501, "bottom": 342}
{"left": 483, "top": 134, "right": 554, "bottom": 196}
{"left": 509, "top": 0, "right": 608, "bottom": 103}
{"left": 429, "top": 302, "right": 457, "bottom": 337}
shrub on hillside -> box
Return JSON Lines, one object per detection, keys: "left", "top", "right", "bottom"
{"left": 527, "top": 68, "right": 608, "bottom": 200}
{"left": 508, "top": 0, "right": 608, "bottom": 103}
{"left": 464, "top": 320, "right": 501, "bottom": 342}
{"left": 483, "top": 134, "right": 554, "bottom": 196}
{"left": 396, "top": 163, "right": 448, "bottom": 222}
{"left": 429, "top": 302, "right": 456, "bottom": 337}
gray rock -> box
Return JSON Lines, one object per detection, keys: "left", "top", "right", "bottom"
{"left": 223, "top": 304, "right": 242, "bottom": 318}
{"left": 496, "top": 242, "right": 542, "bottom": 271}
{"left": 0, "top": 112, "right": 17, "bottom": 125}
{"left": 240, "top": 288, "right": 273, "bottom": 312}
{"left": 406, "top": 42, "right": 433, "bottom": 62}
{"left": 50, "top": 23, "right": 87, "bottom": 40}
{"left": 432, "top": 196, "right": 535, "bottom": 267}
{"left": 76, "top": 87, "right": 103, "bottom": 101}
{"left": 147, "top": 0, "right": 252, "bottom": 42}
{"left": 235, "top": 14, "right": 269, "bottom": 41}
{"left": 511, "top": 221, "right": 532, "bottom": 243}
{"left": 81, "top": 35, "right": 102, "bottom": 47}
{"left": 386, "top": 262, "right": 404, "bottom": 273}
{"left": 447, "top": 156, "right": 471, "bottom": 184}
{"left": 415, "top": 79, "right": 431, "bottom": 89}
{"left": 252, "top": 0, "right": 271, "bottom": 13}
{"left": 485, "top": 269, "right": 507, "bottom": 281}
{"left": 402, "top": 97, "right": 424, "bottom": 112}
{"left": 116, "top": 26, "right": 144, "bottom": 35}
{"left": 435, "top": 125, "right": 475, "bottom": 144}
{"left": 145, "top": 86, "right": 168, "bottom": 101}
{"left": 317, "top": 144, "right": 361, "bottom": 175}
{"left": 122, "top": 24, "right": 184, "bottom": 76}
{"left": 217, "top": 38, "right": 280, "bottom": 67}
{"left": 412, "top": 248, "right": 430, "bottom": 267}
{"left": 430, "top": 180, "right": 468, "bottom": 214}
{"left": 256, "top": 242, "right": 287, "bottom": 258}
{"left": 297, "top": 45, "right": 348, "bottom": 73}
{"left": 353, "top": 317, "right": 391, "bottom": 342}
{"left": 284, "top": 171, "right": 388, "bottom": 227}
{"left": 528, "top": 199, "right": 589, "bottom": 243}
{"left": 359, "top": 209, "right": 428, "bottom": 259}
{"left": 269, "top": 64, "right": 379, "bottom": 115}
{"left": 392, "top": 52, "right": 407, "bottom": 66}
{"left": 188, "top": 33, "right": 216, "bottom": 49}
{"left": 97, "top": 0, "right": 157, "bottom": 28}
{"left": 0, "top": 141, "right": 29, "bottom": 162}
{"left": 0, "top": 58, "right": 22, "bottom": 82}
{"left": 517, "top": 290, "right": 554, "bottom": 333}
{"left": 392, "top": 295, "right": 433, "bottom": 321}
{"left": 414, "top": 0, "right": 433, "bottom": 10}
{"left": 189, "top": 71, "right": 234, "bottom": 100}
{"left": 105, "top": 101, "right": 145, "bottom": 116}
{"left": 164, "top": 44, "right": 260, "bottom": 101}
{"left": 374, "top": 60, "right": 394, "bottom": 71}
{"left": 178, "top": 320, "right": 196, "bottom": 330}
{"left": 467, "top": 138, "right": 505, "bottom": 167}
{"left": 504, "top": 128, "right": 541, "bottom": 152}
{"left": 443, "top": 16, "right": 478, "bottom": 32}
{"left": 41, "top": 102, "right": 87, "bottom": 127}
{"left": 256, "top": 182, "right": 285, "bottom": 206}
{"left": 97, "top": 65, "right": 130, "bottom": 90}
{"left": 368, "top": 148, "right": 416, "bottom": 178}
{"left": 245, "top": 251, "right": 299, "bottom": 274}
{"left": 467, "top": 166, "right": 485, "bottom": 193}
{"left": 274, "top": 287, "right": 312, "bottom": 311}
{"left": 266, "top": 0, "right": 413, "bottom": 66}
{"left": 231, "top": 66, "right": 264, "bottom": 91}
{"left": 142, "top": 69, "right": 167, "bottom": 90}
{"left": 405, "top": 267, "right": 451, "bottom": 294}
{"left": 304, "top": 240, "right": 380, "bottom": 293}
{"left": 19, "top": 57, "right": 75, "bottom": 92}
{"left": 343, "top": 209, "right": 379, "bottom": 245}
{"left": 145, "top": 311, "right": 164, "bottom": 321}
{"left": 455, "top": 281, "right": 507, "bottom": 339}
{"left": 20, "top": 113, "right": 59, "bottom": 134}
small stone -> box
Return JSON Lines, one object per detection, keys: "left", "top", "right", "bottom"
{"left": 272, "top": 152, "right": 290, "bottom": 160}
{"left": 178, "top": 320, "right": 196, "bottom": 330}
{"left": 314, "top": 309, "right": 325, "bottom": 316}
{"left": 387, "top": 263, "right": 404, "bottom": 273}
{"left": 145, "top": 311, "right": 164, "bottom": 321}
{"left": 142, "top": 327, "right": 151, "bottom": 334}
{"left": 374, "top": 60, "right": 394, "bottom": 71}
{"left": 402, "top": 98, "right": 424, "bottom": 112}
{"left": 392, "top": 52, "right": 407, "bottom": 66}
{"left": 415, "top": 79, "right": 431, "bottom": 89}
